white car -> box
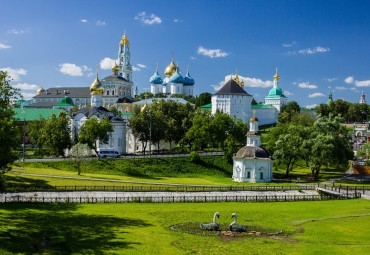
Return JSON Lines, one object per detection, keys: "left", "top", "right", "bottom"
{"left": 97, "top": 149, "right": 120, "bottom": 158}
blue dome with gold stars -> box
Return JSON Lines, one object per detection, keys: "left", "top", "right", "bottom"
{"left": 149, "top": 70, "right": 163, "bottom": 84}
{"left": 183, "top": 70, "right": 195, "bottom": 86}
{"left": 170, "top": 69, "right": 183, "bottom": 84}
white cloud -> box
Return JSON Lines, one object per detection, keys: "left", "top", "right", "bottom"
{"left": 211, "top": 75, "right": 273, "bottom": 91}
{"left": 137, "top": 64, "right": 146, "bottom": 68}
{"left": 100, "top": 57, "right": 116, "bottom": 70}
{"left": 174, "top": 19, "right": 183, "bottom": 23}
{"left": 335, "top": 86, "right": 349, "bottom": 90}
{"left": 13, "top": 83, "right": 39, "bottom": 91}
{"left": 9, "top": 29, "right": 25, "bottom": 34}
{"left": 135, "top": 11, "right": 162, "bottom": 25}
{"left": 283, "top": 90, "right": 294, "bottom": 96}
{"left": 210, "top": 80, "right": 225, "bottom": 91}
{"left": 305, "top": 104, "right": 318, "bottom": 109}
{"left": 59, "top": 63, "right": 84, "bottom": 76}
{"left": 325, "top": 77, "right": 337, "bottom": 82}
{"left": 197, "top": 46, "right": 229, "bottom": 58}
{"left": 308, "top": 92, "right": 325, "bottom": 98}
{"left": 298, "top": 46, "right": 330, "bottom": 54}
{"left": 132, "top": 66, "right": 140, "bottom": 71}
{"left": 282, "top": 41, "right": 296, "bottom": 47}
{"left": 0, "top": 43, "right": 12, "bottom": 49}
{"left": 80, "top": 19, "right": 88, "bottom": 23}
{"left": 190, "top": 56, "right": 195, "bottom": 60}
{"left": 298, "top": 82, "right": 318, "bottom": 89}
{"left": 0, "top": 67, "right": 27, "bottom": 81}
{"left": 96, "top": 20, "right": 106, "bottom": 26}
{"left": 355, "top": 80, "right": 370, "bottom": 87}
{"left": 344, "top": 76, "right": 354, "bottom": 84}
{"left": 20, "top": 92, "right": 36, "bottom": 99}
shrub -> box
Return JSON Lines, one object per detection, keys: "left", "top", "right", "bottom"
{"left": 189, "top": 151, "right": 200, "bottom": 163}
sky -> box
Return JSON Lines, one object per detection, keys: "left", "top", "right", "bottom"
{"left": 0, "top": 0, "right": 369, "bottom": 108}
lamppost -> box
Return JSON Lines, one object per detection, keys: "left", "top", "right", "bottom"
{"left": 20, "top": 95, "right": 26, "bottom": 162}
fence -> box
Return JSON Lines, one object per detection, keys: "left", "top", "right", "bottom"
{"left": 324, "top": 184, "right": 370, "bottom": 195}
{"left": 6, "top": 184, "right": 318, "bottom": 193}
{"left": 1, "top": 194, "right": 360, "bottom": 204}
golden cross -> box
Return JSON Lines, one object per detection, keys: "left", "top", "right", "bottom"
{"left": 124, "top": 29, "right": 126, "bottom": 35}
{"left": 171, "top": 50, "right": 174, "bottom": 61}
{"left": 276, "top": 67, "right": 278, "bottom": 75}
{"left": 156, "top": 62, "right": 158, "bottom": 71}
{"left": 253, "top": 110, "right": 256, "bottom": 117}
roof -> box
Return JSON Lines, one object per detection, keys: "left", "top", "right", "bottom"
{"left": 116, "top": 97, "right": 133, "bottom": 103}
{"left": 234, "top": 146, "right": 270, "bottom": 159}
{"left": 265, "top": 87, "right": 287, "bottom": 98}
{"left": 71, "top": 106, "right": 113, "bottom": 119}
{"left": 252, "top": 104, "right": 276, "bottom": 109}
{"left": 299, "top": 106, "right": 316, "bottom": 111}
{"left": 120, "top": 112, "right": 132, "bottom": 115}
{"left": 101, "top": 74, "right": 130, "bottom": 83}
{"left": 149, "top": 71, "right": 163, "bottom": 84}
{"left": 54, "top": 96, "right": 74, "bottom": 106}
{"left": 246, "top": 131, "right": 261, "bottom": 136}
{"left": 200, "top": 103, "right": 212, "bottom": 108}
{"left": 33, "top": 87, "right": 91, "bottom": 99}
{"left": 11, "top": 108, "right": 65, "bottom": 122}
{"left": 214, "top": 79, "right": 251, "bottom": 96}
{"left": 25, "top": 101, "right": 58, "bottom": 108}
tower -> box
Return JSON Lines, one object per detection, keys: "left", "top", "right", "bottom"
{"left": 247, "top": 110, "right": 261, "bottom": 147}
{"left": 264, "top": 68, "right": 288, "bottom": 111}
{"left": 118, "top": 30, "right": 132, "bottom": 82}
{"left": 360, "top": 91, "right": 366, "bottom": 104}
{"left": 327, "top": 91, "right": 333, "bottom": 105}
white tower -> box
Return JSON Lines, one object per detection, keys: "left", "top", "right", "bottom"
{"left": 360, "top": 91, "right": 366, "bottom": 104}
{"left": 264, "top": 68, "right": 288, "bottom": 112}
{"left": 247, "top": 110, "right": 261, "bottom": 147}
{"left": 118, "top": 30, "right": 132, "bottom": 82}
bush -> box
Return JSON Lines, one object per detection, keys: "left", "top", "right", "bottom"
{"left": 0, "top": 173, "right": 7, "bottom": 192}
{"left": 189, "top": 151, "right": 200, "bottom": 163}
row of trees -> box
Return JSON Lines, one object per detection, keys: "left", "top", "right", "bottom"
{"left": 315, "top": 99, "right": 370, "bottom": 123}
{"left": 128, "top": 99, "right": 248, "bottom": 161}
{"left": 266, "top": 112, "right": 353, "bottom": 178}
{"left": 133, "top": 92, "right": 214, "bottom": 107}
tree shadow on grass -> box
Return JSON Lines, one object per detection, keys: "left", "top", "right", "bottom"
{"left": 0, "top": 204, "right": 151, "bottom": 254}
{"left": 5, "top": 174, "right": 54, "bottom": 190}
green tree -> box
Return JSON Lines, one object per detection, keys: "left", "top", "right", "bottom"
{"left": 43, "top": 112, "right": 72, "bottom": 157}
{"left": 186, "top": 111, "right": 213, "bottom": 150}
{"left": 27, "top": 117, "right": 47, "bottom": 156}
{"left": 108, "top": 105, "right": 120, "bottom": 115}
{"left": 128, "top": 105, "right": 151, "bottom": 154}
{"left": 278, "top": 101, "right": 300, "bottom": 123}
{"left": 195, "top": 92, "right": 212, "bottom": 107}
{"left": 315, "top": 103, "right": 330, "bottom": 117}
{"left": 251, "top": 98, "right": 258, "bottom": 105}
{"left": 79, "top": 117, "right": 114, "bottom": 159}
{"left": 69, "top": 142, "right": 91, "bottom": 175}
{"left": 0, "top": 70, "right": 20, "bottom": 119}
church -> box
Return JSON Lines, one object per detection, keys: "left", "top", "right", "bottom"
{"left": 150, "top": 54, "right": 195, "bottom": 96}
{"left": 212, "top": 69, "right": 287, "bottom": 125}
{"left": 29, "top": 32, "right": 137, "bottom": 110}
{"left": 232, "top": 111, "right": 273, "bottom": 182}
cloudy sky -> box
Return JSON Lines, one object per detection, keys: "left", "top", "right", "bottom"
{"left": 0, "top": 0, "right": 369, "bottom": 107}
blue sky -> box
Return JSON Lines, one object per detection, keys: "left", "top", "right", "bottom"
{"left": 0, "top": 0, "right": 369, "bottom": 108}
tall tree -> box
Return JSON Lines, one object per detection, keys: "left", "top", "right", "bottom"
{"left": 79, "top": 117, "right": 113, "bottom": 159}
{"left": 195, "top": 92, "right": 212, "bottom": 107}
{"left": 27, "top": 117, "right": 47, "bottom": 156}
{"left": 186, "top": 111, "right": 213, "bottom": 150}
{"left": 69, "top": 143, "right": 91, "bottom": 175}
{"left": 43, "top": 112, "right": 72, "bottom": 157}
{"left": 128, "top": 105, "right": 150, "bottom": 154}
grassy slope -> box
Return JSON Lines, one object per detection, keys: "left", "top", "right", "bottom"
{"left": 0, "top": 200, "right": 369, "bottom": 254}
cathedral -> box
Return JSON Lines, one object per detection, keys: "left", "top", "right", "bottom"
{"left": 30, "top": 32, "right": 136, "bottom": 110}
{"left": 150, "top": 53, "right": 195, "bottom": 96}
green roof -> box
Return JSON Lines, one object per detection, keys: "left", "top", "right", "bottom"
{"left": 120, "top": 112, "right": 132, "bottom": 115}
{"left": 54, "top": 96, "right": 74, "bottom": 106}
{"left": 11, "top": 108, "right": 65, "bottom": 122}
{"left": 251, "top": 104, "right": 276, "bottom": 109}
{"left": 200, "top": 103, "right": 212, "bottom": 108}
{"left": 266, "top": 87, "right": 287, "bottom": 98}
{"left": 300, "top": 107, "right": 316, "bottom": 111}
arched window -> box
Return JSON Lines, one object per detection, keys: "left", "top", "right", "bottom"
{"left": 260, "top": 172, "right": 264, "bottom": 179}
{"left": 107, "top": 91, "right": 109, "bottom": 96}
{"left": 247, "top": 172, "right": 251, "bottom": 178}
{"left": 112, "top": 90, "right": 115, "bottom": 96}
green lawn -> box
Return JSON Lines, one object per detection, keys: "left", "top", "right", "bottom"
{"left": 0, "top": 200, "right": 369, "bottom": 254}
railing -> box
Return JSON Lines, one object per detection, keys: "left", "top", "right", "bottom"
{"left": 1, "top": 194, "right": 358, "bottom": 204}
{"left": 6, "top": 184, "right": 318, "bottom": 193}
{"left": 323, "top": 184, "right": 370, "bottom": 194}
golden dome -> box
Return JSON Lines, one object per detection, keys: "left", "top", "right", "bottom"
{"left": 120, "top": 30, "right": 129, "bottom": 45}
{"left": 233, "top": 69, "right": 240, "bottom": 84}
{"left": 273, "top": 67, "right": 280, "bottom": 80}
{"left": 90, "top": 66, "right": 104, "bottom": 95}
{"left": 250, "top": 110, "right": 259, "bottom": 122}
{"left": 164, "top": 60, "right": 180, "bottom": 77}
{"left": 36, "top": 82, "right": 45, "bottom": 94}
{"left": 112, "top": 60, "right": 119, "bottom": 73}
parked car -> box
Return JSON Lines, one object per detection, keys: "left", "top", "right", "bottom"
{"left": 97, "top": 149, "right": 120, "bottom": 158}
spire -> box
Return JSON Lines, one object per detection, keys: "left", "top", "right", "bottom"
{"left": 273, "top": 67, "right": 280, "bottom": 80}
{"left": 233, "top": 69, "right": 239, "bottom": 84}
{"left": 360, "top": 90, "right": 366, "bottom": 104}
{"left": 156, "top": 62, "right": 158, "bottom": 72}
{"left": 171, "top": 50, "right": 174, "bottom": 62}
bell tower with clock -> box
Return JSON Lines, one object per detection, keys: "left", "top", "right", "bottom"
{"left": 118, "top": 30, "right": 132, "bottom": 82}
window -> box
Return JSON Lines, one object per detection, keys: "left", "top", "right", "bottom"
{"left": 112, "top": 90, "right": 115, "bottom": 95}
{"left": 107, "top": 91, "right": 109, "bottom": 95}
{"left": 260, "top": 172, "right": 264, "bottom": 179}
{"left": 247, "top": 171, "right": 251, "bottom": 178}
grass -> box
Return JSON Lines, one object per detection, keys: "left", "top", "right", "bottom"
{"left": 0, "top": 199, "right": 369, "bottom": 254}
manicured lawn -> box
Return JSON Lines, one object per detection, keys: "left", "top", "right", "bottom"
{"left": 0, "top": 200, "right": 369, "bottom": 254}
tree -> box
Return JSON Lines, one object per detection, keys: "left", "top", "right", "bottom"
{"left": 251, "top": 98, "right": 258, "bottom": 105}
{"left": 79, "top": 117, "right": 113, "bottom": 159}
{"left": 108, "top": 105, "right": 120, "bottom": 115}
{"left": 278, "top": 101, "right": 300, "bottom": 123}
{"left": 128, "top": 105, "right": 151, "bottom": 154}
{"left": 69, "top": 143, "right": 91, "bottom": 175}
{"left": 195, "top": 92, "right": 212, "bottom": 107}
{"left": 186, "top": 111, "right": 213, "bottom": 150}
{"left": 27, "top": 117, "right": 47, "bottom": 156}
{"left": 315, "top": 104, "right": 330, "bottom": 117}
{"left": 43, "top": 112, "right": 72, "bottom": 157}
{"left": 0, "top": 70, "right": 20, "bottom": 190}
